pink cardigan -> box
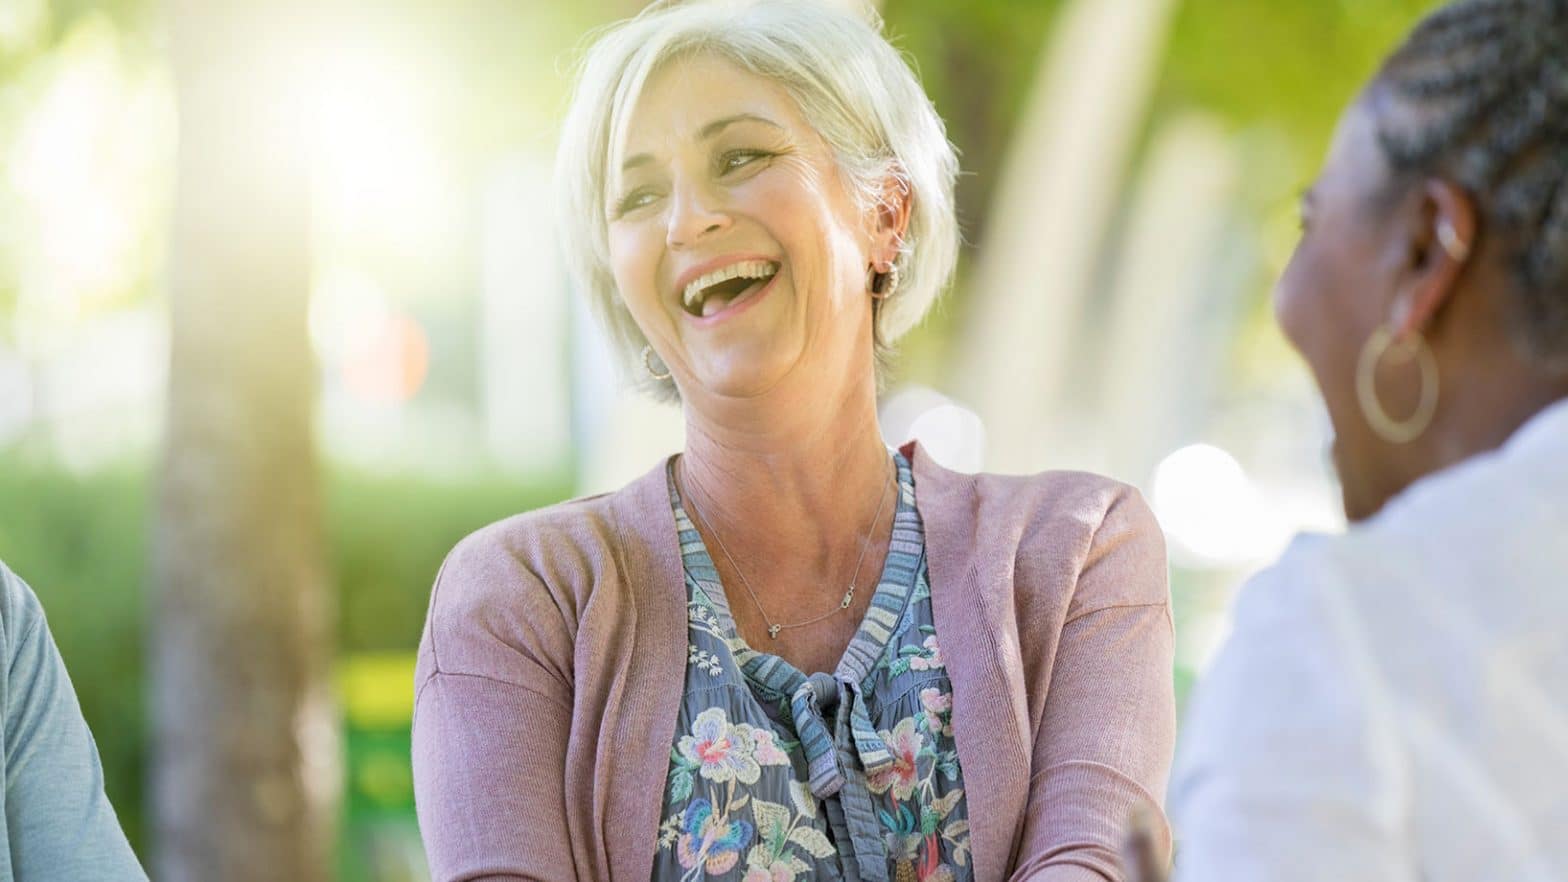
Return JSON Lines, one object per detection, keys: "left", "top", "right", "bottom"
{"left": 412, "top": 441, "right": 1175, "bottom": 882}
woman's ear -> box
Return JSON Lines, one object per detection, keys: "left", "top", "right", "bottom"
{"left": 1389, "top": 178, "right": 1477, "bottom": 338}
{"left": 868, "top": 170, "right": 913, "bottom": 267}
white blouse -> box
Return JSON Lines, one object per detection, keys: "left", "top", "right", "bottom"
{"left": 1170, "top": 398, "right": 1568, "bottom": 882}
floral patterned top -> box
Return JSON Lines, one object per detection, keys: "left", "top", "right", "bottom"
{"left": 653, "top": 451, "right": 971, "bottom": 882}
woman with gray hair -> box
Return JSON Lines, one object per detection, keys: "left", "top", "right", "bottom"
{"left": 412, "top": 2, "right": 1174, "bottom": 880}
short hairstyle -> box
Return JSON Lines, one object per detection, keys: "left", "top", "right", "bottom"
{"left": 555, "top": 0, "right": 961, "bottom": 398}
{"left": 1371, "top": 0, "right": 1568, "bottom": 372}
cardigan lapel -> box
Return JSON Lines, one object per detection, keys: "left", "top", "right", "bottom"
{"left": 905, "top": 441, "right": 1031, "bottom": 882}
{"left": 603, "top": 455, "right": 690, "bottom": 882}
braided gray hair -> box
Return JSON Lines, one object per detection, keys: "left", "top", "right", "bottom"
{"left": 1371, "top": 0, "right": 1568, "bottom": 371}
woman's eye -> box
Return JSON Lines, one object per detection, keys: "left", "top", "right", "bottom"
{"left": 720, "top": 150, "right": 768, "bottom": 173}
{"left": 616, "top": 190, "right": 658, "bottom": 215}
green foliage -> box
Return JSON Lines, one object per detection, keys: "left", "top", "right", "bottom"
{"left": 46, "top": 0, "right": 154, "bottom": 39}
{"left": 0, "top": 457, "right": 572, "bottom": 859}
{"left": 1160, "top": 0, "right": 1443, "bottom": 155}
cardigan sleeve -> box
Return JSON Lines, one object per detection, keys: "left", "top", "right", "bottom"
{"left": 1008, "top": 488, "right": 1176, "bottom": 882}
{"left": 411, "top": 526, "right": 580, "bottom": 882}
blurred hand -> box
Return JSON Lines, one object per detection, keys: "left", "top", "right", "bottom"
{"left": 1121, "top": 805, "right": 1169, "bottom": 882}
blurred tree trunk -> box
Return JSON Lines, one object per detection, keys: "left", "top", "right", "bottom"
{"left": 151, "top": 3, "right": 337, "bottom": 882}
{"left": 954, "top": 0, "right": 1178, "bottom": 474}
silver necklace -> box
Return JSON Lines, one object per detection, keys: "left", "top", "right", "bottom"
{"left": 679, "top": 455, "right": 894, "bottom": 640}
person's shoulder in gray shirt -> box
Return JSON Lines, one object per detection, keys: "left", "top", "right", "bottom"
{"left": 0, "top": 560, "right": 147, "bottom": 881}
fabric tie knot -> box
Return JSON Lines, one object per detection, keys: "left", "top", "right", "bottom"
{"left": 790, "top": 671, "right": 894, "bottom": 800}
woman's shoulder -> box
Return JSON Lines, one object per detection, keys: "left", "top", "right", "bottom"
{"left": 975, "top": 467, "right": 1152, "bottom": 533}
{"left": 1196, "top": 536, "right": 1397, "bottom": 745}
{"left": 448, "top": 489, "right": 620, "bottom": 571}
{"left": 0, "top": 559, "right": 44, "bottom": 654}
{"left": 911, "top": 443, "right": 1151, "bottom": 537}
{"left": 1227, "top": 535, "right": 1343, "bottom": 633}
{"left": 1173, "top": 538, "right": 1397, "bottom": 832}
{"left": 420, "top": 472, "right": 662, "bottom": 678}
{"left": 930, "top": 460, "right": 1159, "bottom": 560}
{"left": 431, "top": 488, "right": 629, "bottom": 616}
{"left": 912, "top": 447, "right": 1166, "bottom": 610}
{"left": 1006, "top": 470, "right": 1166, "bottom": 611}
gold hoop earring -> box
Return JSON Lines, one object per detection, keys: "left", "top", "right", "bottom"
{"left": 870, "top": 262, "right": 900, "bottom": 301}
{"left": 642, "top": 345, "right": 672, "bottom": 381}
{"left": 1356, "top": 325, "right": 1439, "bottom": 444}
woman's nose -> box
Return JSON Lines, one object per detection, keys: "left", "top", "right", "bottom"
{"left": 665, "top": 180, "right": 731, "bottom": 250}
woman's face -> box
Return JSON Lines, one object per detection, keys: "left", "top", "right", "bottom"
{"left": 1274, "top": 98, "right": 1417, "bottom": 520}
{"left": 606, "top": 53, "right": 887, "bottom": 403}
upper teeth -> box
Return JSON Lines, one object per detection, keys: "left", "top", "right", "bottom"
{"left": 682, "top": 260, "right": 778, "bottom": 309}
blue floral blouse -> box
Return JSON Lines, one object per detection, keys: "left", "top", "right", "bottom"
{"left": 653, "top": 451, "right": 972, "bottom": 882}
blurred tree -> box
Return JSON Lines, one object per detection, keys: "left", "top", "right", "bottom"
{"left": 1160, "top": 0, "right": 1438, "bottom": 157}
{"left": 952, "top": 0, "right": 1180, "bottom": 473}
{"left": 886, "top": 0, "right": 1060, "bottom": 249}
{"left": 881, "top": 0, "right": 1438, "bottom": 391}
{"left": 878, "top": 0, "right": 1065, "bottom": 383}
{"left": 150, "top": 2, "right": 337, "bottom": 880}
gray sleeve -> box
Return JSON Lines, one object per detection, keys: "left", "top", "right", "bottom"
{"left": 2, "top": 569, "right": 148, "bottom": 881}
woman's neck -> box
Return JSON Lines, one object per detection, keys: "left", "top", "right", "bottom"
{"left": 676, "top": 374, "right": 892, "bottom": 566}
{"left": 1363, "top": 360, "right": 1568, "bottom": 520}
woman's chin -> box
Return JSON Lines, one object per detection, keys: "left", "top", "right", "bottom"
{"left": 691, "top": 369, "right": 784, "bottom": 401}
{"left": 686, "top": 351, "right": 798, "bottom": 401}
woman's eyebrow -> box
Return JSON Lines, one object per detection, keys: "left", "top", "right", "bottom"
{"left": 698, "top": 113, "right": 783, "bottom": 140}
{"left": 620, "top": 114, "right": 783, "bottom": 172}
{"left": 621, "top": 153, "right": 655, "bottom": 173}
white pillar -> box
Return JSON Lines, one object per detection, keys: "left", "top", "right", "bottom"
{"left": 479, "top": 152, "right": 573, "bottom": 475}
{"left": 1099, "top": 115, "right": 1238, "bottom": 480}
{"left": 954, "top": 0, "right": 1179, "bottom": 475}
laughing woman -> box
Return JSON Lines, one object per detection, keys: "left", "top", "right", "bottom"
{"left": 411, "top": 2, "right": 1174, "bottom": 880}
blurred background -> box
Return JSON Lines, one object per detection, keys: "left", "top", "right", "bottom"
{"left": 0, "top": 0, "right": 1439, "bottom": 878}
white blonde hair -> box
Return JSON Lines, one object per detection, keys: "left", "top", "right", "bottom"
{"left": 554, "top": 0, "right": 960, "bottom": 397}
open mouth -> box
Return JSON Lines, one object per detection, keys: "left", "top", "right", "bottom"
{"left": 681, "top": 260, "right": 780, "bottom": 318}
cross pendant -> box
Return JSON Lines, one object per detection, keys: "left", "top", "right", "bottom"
{"left": 768, "top": 624, "right": 782, "bottom": 640}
